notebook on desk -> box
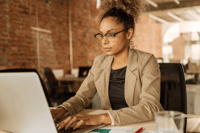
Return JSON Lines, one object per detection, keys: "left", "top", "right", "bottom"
{"left": 0, "top": 72, "right": 58, "bottom": 133}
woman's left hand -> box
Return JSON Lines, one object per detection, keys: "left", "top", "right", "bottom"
{"left": 57, "top": 113, "right": 111, "bottom": 130}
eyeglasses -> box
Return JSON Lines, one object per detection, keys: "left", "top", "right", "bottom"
{"left": 94, "top": 28, "right": 128, "bottom": 42}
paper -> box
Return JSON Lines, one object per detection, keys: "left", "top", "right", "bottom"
{"left": 101, "top": 127, "right": 132, "bottom": 130}
{"left": 91, "top": 129, "right": 126, "bottom": 133}
{"left": 91, "top": 126, "right": 156, "bottom": 133}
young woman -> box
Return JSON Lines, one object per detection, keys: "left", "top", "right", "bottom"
{"left": 51, "top": 0, "right": 164, "bottom": 130}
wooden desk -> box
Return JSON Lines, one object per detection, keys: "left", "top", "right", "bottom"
{"left": 187, "top": 70, "right": 200, "bottom": 74}
{"left": 57, "top": 76, "right": 85, "bottom": 82}
{"left": 0, "top": 109, "right": 155, "bottom": 133}
{"left": 1, "top": 109, "right": 200, "bottom": 133}
{"left": 71, "top": 109, "right": 155, "bottom": 133}
{"left": 57, "top": 76, "right": 85, "bottom": 92}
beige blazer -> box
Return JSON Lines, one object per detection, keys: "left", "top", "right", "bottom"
{"left": 62, "top": 48, "right": 164, "bottom": 125}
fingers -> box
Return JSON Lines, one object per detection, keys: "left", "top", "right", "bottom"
{"left": 65, "top": 116, "right": 78, "bottom": 130}
{"left": 58, "top": 115, "right": 84, "bottom": 130}
{"left": 50, "top": 109, "right": 61, "bottom": 122}
{"left": 58, "top": 116, "right": 73, "bottom": 130}
{"left": 50, "top": 108, "right": 57, "bottom": 113}
{"left": 57, "top": 114, "right": 100, "bottom": 131}
{"left": 73, "top": 119, "right": 84, "bottom": 130}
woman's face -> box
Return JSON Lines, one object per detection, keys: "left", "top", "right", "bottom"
{"left": 99, "top": 17, "right": 130, "bottom": 56}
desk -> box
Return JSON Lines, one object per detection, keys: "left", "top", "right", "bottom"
{"left": 71, "top": 109, "right": 155, "bottom": 133}
{"left": 57, "top": 76, "right": 85, "bottom": 82}
{"left": 186, "top": 70, "right": 200, "bottom": 83}
{"left": 57, "top": 76, "right": 85, "bottom": 92}
{"left": 1, "top": 109, "right": 200, "bottom": 133}
{"left": 187, "top": 70, "right": 200, "bottom": 74}
{"left": 0, "top": 109, "right": 155, "bottom": 133}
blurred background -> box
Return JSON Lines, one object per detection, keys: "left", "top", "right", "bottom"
{"left": 0, "top": 0, "right": 200, "bottom": 111}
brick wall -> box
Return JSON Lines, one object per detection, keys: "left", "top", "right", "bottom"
{"left": 169, "top": 33, "right": 192, "bottom": 60}
{"left": 70, "top": 0, "right": 103, "bottom": 68}
{"left": 0, "top": 0, "right": 162, "bottom": 77}
{"left": 0, "top": 0, "right": 70, "bottom": 76}
{"left": 133, "top": 13, "right": 162, "bottom": 58}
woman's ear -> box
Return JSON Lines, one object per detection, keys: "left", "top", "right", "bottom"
{"left": 126, "top": 28, "right": 134, "bottom": 40}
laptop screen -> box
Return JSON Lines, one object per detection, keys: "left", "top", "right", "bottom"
{"left": 0, "top": 72, "right": 57, "bottom": 133}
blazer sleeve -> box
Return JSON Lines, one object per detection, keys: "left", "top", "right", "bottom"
{"left": 61, "top": 58, "right": 98, "bottom": 115}
{"left": 108, "top": 54, "right": 164, "bottom": 125}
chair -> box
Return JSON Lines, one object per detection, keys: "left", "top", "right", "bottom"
{"left": 0, "top": 69, "right": 53, "bottom": 107}
{"left": 159, "top": 63, "right": 187, "bottom": 133}
{"left": 44, "top": 67, "right": 75, "bottom": 106}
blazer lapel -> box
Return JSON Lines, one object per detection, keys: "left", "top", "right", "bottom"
{"left": 101, "top": 55, "right": 113, "bottom": 109}
{"left": 125, "top": 49, "right": 138, "bottom": 106}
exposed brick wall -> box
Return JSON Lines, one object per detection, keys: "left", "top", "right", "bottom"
{"left": 0, "top": 0, "right": 38, "bottom": 69}
{"left": 71, "top": 0, "right": 104, "bottom": 68}
{"left": 169, "top": 33, "right": 191, "bottom": 60}
{"left": 0, "top": 0, "right": 162, "bottom": 77}
{"left": 133, "top": 13, "right": 162, "bottom": 58}
{"left": 0, "top": 0, "right": 70, "bottom": 76}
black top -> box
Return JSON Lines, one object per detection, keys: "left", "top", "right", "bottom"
{"left": 109, "top": 66, "right": 128, "bottom": 110}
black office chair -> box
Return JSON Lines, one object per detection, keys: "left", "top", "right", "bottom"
{"left": 159, "top": 63, "right": 187, "bottom": 133}
{"left": 44, "top": 67, "right": 75, "bottom": 106}
{"left": 0, "top": 68, "right": 53, "bottom": 107}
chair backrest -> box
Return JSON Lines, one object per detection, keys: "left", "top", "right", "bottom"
{"left": 159, "top": 63, "right": 187, "bottom": 114}
{"left": 0, "top": 69, "right": 52, "bottom": 107}
{"left": 43, "top": 68, "right": 58, "bottom": 93}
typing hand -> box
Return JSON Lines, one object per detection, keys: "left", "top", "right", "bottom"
{"left": 50, "top": 107, "right": 67, "bottom": 122}
{"left": 57, "top": 113, "right": 107, "bottom": 130}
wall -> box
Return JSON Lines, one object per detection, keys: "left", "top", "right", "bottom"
{"left": 0, "top": 0, "right": 70, "bottom": 76}
{"left": 169, "top": 33, "right": 193, "bottom": 61}
{"left": 70, "top": 0, "right": 103, "bottom": 68}
{"left": 133, "top": 13, "right": 162, "bottom": 58}
{"left": 0, "top": 0, "right": 162, "bottom": 76}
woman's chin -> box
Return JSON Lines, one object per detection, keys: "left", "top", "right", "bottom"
{"left": 105, "top": 51, "right": 113, "bottom": 56}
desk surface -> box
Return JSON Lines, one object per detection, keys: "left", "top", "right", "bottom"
{"left": 1, "top": 109, "right": 200, "bottom": 133}
{"left": 187, "top": 70, "right": 200, "bottom": 74}
{"left": 0, "top": 109, "right": 155, "bottom": 133}
{"left": 72, "top": 109, "right": 155, "bottom": 133}
{"left": 57, "top": 76, "right": 85, "bottom": 82}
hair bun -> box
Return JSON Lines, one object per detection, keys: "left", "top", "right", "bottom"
{"left": 100, "top": 0, "right": 144, "bottom": 23}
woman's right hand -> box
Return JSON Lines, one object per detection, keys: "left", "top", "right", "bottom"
{"left": 50, "top": 107, "right": 67, "bottom": 122}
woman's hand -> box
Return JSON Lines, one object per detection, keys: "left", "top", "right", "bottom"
{"left": 57, "top": 113, "right": 111, "bottom": 130}
{"left": 50, "top": 107, "right": 67, "bottom": 122}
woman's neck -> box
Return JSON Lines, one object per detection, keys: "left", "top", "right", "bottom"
{"left": 112, "top": 48, "right": 129, "bottom": 70}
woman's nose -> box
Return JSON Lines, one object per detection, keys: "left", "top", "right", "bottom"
{"left": 101, "top": 36, "right": 109, "bottom": 45}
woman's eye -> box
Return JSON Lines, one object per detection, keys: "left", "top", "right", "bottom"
{"left": 108, "top": 33, "right": 115, "bottom": 37}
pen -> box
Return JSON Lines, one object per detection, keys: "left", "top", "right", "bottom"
{"left": 83, "top": 124, "right": 107, "bottom": 133}
{"left": 135, "top": 127, "right": 143, "bottom": 133}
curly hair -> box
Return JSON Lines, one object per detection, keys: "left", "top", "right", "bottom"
{"left": 100, "top": 0, "right": 144, "bottom": 33}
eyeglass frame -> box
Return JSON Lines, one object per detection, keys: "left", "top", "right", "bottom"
{"left": 94, "top": 28, "right": 128, "bottom": 42}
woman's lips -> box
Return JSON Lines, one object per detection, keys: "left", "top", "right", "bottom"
{"left": 104, "top": 47, "right": 112, "bottom": 51}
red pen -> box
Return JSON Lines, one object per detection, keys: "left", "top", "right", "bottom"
{"left": 135, "top": 127, "right": 143, "bottom": 133}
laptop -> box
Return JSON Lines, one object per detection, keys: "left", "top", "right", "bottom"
{"left": 0, "top": 72, "right": 57, "bottom": 133}
{"left": 78, "top": 67, "right": 91, "bottom": 77}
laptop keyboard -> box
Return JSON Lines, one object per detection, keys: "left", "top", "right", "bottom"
{"left": 56, "top": 126, "right": 77, "bottom": 133}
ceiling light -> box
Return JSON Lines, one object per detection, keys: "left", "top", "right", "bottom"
{"left": 187, "top": 10, "right": 200, "bottom": 21}
{"left": 146, "top": 0, "right": 158, "bottom": 8}
{"left": 149, "top": 14, "right": 169, "bottom": 24}
{"left": 167, "top": 12, "right": 184, "bottom": 22}
{"left": 196, "top": 9, "right": 200, "bottom": 14}
{"left": 174, "top": 0, "right": 180, "bottom": 4}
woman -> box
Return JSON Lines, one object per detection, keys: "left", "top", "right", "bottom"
{"left": 51, "top": 0, "right": 163, "bottom": 130}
